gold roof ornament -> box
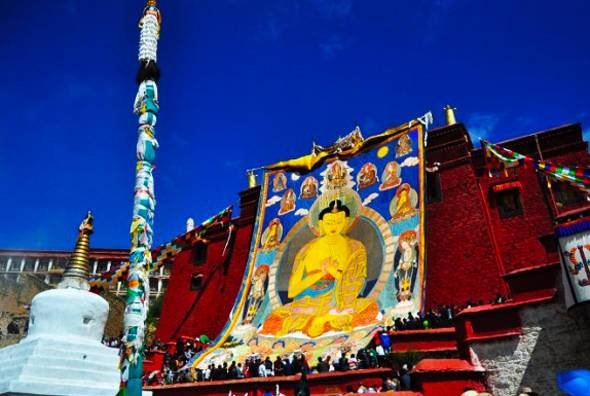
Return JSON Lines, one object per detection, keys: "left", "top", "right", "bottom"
{"left": 58, "top": 211, "right": 94, "bottom": 290}
{"left": 444, "top": 105, "right": 457, "bottom": 126}
{"left": 247, "top": 170, "right": 258, "bottom": 188}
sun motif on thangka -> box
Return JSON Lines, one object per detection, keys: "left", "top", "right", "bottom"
{"left": 389, "top": 183, "right": 418, "bottom": 223}
{"left": 260, "top": 218, "right": 283, "bottom": 251}
{"left": 278, "top": 188, "right": 296, "bottom": 215}
{"left": 273, "top": 172, "right": 287, "bottom": 192}
{"left": 357, "top": 162, "right": 379, "bottom": 191}
{"left": 300, "top": 176, "right": 319, "bottom": 199}
{"left": 395, "top": 134, "right": 413, "bottom": 158}
{"left": 379, "top": 161, "right": 402, "bottom": 191}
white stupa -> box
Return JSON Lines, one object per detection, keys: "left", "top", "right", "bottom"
{"left": 0, "top": 212, "right": 120, "bottom": 396}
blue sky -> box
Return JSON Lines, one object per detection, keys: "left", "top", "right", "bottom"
{"left": 1, "top": 0, "right": 589, "bottom": 250}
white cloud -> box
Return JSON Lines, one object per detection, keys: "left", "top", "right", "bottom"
{"left": 291, "top": 173, "right": 301, "bottom": 181}
{"left": 265, "top": 195, "right": 281, "bottom": 207}
{"left": 400, "top": 156, "right": 419, "bottom": 167}
{"left": 467, "top": 113, "right": 500, "bottom": 145}
{"left": 295, "top": 208, "right": 309, "bottom": 216}
{"left": 362, "top": 192, "right": 379, "bottom": 206}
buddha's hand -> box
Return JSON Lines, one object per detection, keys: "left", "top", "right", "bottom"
{"left": 322, "top": 258, "right": 342, "bottom": 279}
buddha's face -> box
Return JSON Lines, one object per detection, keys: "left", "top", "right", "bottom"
{"left": 319, "top": 211, "right": 348, "bottom": 236}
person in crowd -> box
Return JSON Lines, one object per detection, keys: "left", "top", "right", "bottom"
{"left": 236, "top": 362, "right": 244, "bottom": 379}
{"left": 315, "top": 356, "right": 329, "bottom": 373}
{"left": 357, "top": 383, "right": 368, "bottom": 393}
{"left": 264, "top": 356, "right": 274, "bottom": 376}
{"left": 382, "top": 376, "right": 397, "bottom": 391}
{"left": 274, "top": 355, "right": 285, "bottom": 376}
{"left": 258, "top": 359, "right": 268, "bottom": 377}
{"left": 337, "top": 352, "right": 349, "bottom": 371}
{"left": 400, "top": 364, "right": 412, "bottom": 390}
{"left": 283, "top": 356, "right": 294, "bottom": 376}
{"left": 348, "top": 353, "right": 358, "bottom": 370}
{"left": 294, "top": 371, "right": 310, "bottom": 396}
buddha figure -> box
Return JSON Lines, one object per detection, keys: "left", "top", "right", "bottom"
{"left": 273, "top": 172, "right": 287, "bottom": 192}
{"left": 243, "top": 265, "right": 270, "bottom": 324}
{"left": 300, "top": 176, "right": 318, "bottom": 199}
{"left": 389, "top": 183, "right": 417, "bottom": 222}
{"left": 357, "top": 163, "right": 378, "bottom": 190}
{"left": 379, "top": 161, "right": 402, "bottom": 191}
{"left": 395, "top": 134, "right": 413, "bottom": 157}
{"left": 261, "top": 195, "right": 378, "bottom": 338}
{"left": 394, "top": 230, "right": 417, "bottom": 302}
{"left": 261, "top": 218, "right": 283, "bottom": 251}
{"left": 279, "top": 188, "right": 296, "bottom": 215}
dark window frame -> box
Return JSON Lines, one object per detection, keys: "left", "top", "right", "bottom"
{"left": 553, "top": 181, "right": 586, "bottom": 207}
{"left": 426, "top": 171, "right": 442, "bottom": 204}
{"left": 191, "top": 242, "right": 208, "bottom": 266}
{"left": 190, "top": 273, "right": 205, "bottom": 291}
{"left": 496, "top": 188, "right": 524, "bottom": 218}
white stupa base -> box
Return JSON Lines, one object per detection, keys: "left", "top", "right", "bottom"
{"left": 0, "top": 336, "right": 120, "bottom": 396}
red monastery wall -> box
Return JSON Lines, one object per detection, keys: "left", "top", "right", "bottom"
{"left": 424, "top": 162, "right": 505, "bottom": 307}
{"left": 156, "top": 187, "right": 260, "bottom": 342}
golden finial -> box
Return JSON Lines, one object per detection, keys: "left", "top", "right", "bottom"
{"left": 147, "top": 0, "right": 157, "bottom": 6}
{"left": 444, "top": 105, "right": 457, "bottom": 126}
{"left": 247, "top": 170, "right": 258, "bottom": 188}
{"left": 59, "top": 211, "right": 94, "bottom": 290}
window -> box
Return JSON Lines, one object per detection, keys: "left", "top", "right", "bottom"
{"left": 496, "top": 188, "right": 523, "bottom": 218}
{"left": 191, "top": 242, "right": 208, "bottom": 266}
{"left": 190, "top": 273, "right": 204, "bottom": 291}
{"left": 554, "top": 181, "right": 586, "bottom": 207}
{"left": 426, "top": 171, "right": 442, "bottom": 204}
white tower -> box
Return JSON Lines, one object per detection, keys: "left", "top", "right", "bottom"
{"left": 0, "top": 213, "right": 120, "bottom": 396}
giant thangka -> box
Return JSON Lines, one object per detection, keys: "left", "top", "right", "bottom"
{"left": 190, "top": 123, "right": 426, "bottom": 368}
{"left": 556, "top": 218, "right": 590, "bottom": 310}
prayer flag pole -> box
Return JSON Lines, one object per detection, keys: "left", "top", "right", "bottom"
{"left": 119, "top": 1, "right": 162, "bottom": 394}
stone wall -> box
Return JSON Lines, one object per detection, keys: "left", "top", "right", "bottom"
{"left": 471, "top": 288, "right": 590, "bottom": 395}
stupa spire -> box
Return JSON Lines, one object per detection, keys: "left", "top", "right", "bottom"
{"left": 58, "top": 211, "right": 93, "bottom": 290}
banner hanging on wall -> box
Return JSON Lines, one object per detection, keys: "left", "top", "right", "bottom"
{"left": 190, "top": 122, "right": 426, "bottom": 368}
{"left": 556, "top": 218, "right": 590, "bottom": 310}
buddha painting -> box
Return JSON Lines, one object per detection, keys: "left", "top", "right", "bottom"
{"left": 379, "top": 161, "right": 402, "bottom": 191}
{"left": 394, "top": 230, "right": 417, "bottom": 302}
{"left": 273, "top": 172, "right": 287, "bottom": 193}
{"left": 357, "top": 163, "right": 378, "bottom": 190}
{"left": 300, "top": 176, "right": 318, "bottom": 199}
{"left": 261, "top": 218, "right": 283, "bottom": 251}
{"left": 261, "top": 189, "right": 379, "bottom": 338}
{"left": 243, "top": 265, "right": 270, "bottom": 324}
{"left": 389, "top": 183, "right": 418, "bottom": 223}
{"left": 279, "top": 188, "right": 296, "bottom": 215}
{"left": 395, "top": 134, "right": 413, "bottom": 158}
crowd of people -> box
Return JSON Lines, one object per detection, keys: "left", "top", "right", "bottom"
{"left": 138, "top": 298, "right": 511, "bottom": 390}
{"left": 147, "top": 346, "right": 415, "bottom": 392}
{"left": 392, "top": 295, "right": 507, "bottom": 331}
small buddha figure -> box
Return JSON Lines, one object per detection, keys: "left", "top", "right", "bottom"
{"left": 261, "top": 197, "right": 378, "bottom": 338}
{"left": 243, "top": 265, "right": 270, "bottom": 324}
{"left": 394, "top": 230, "right": 417, "bottom": 302}
{"left": 389, "top": 183, "right": 417, "bottom": 222}
{"left": 273, "top": 172, "right": 287, "bottom": 193}
{"left": 357, "top": 163, "right": 378, "bottom": 190}
{"left": 379, "top": 161, "right": 402, "bottom": 191}
{"left": 261, "top": 218, "right": 282, "bottom": 251}
{"left": 279, "top": 189, "right": 296, "bottom": 215}
{"left": 300, "top": 176, "right": 318, "bottom": 199}
{"left": 326, "top": 161, "right": 348, "bottom": 189}
{"left": 395, "top": 134, "right": 413, "bottom": 158}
